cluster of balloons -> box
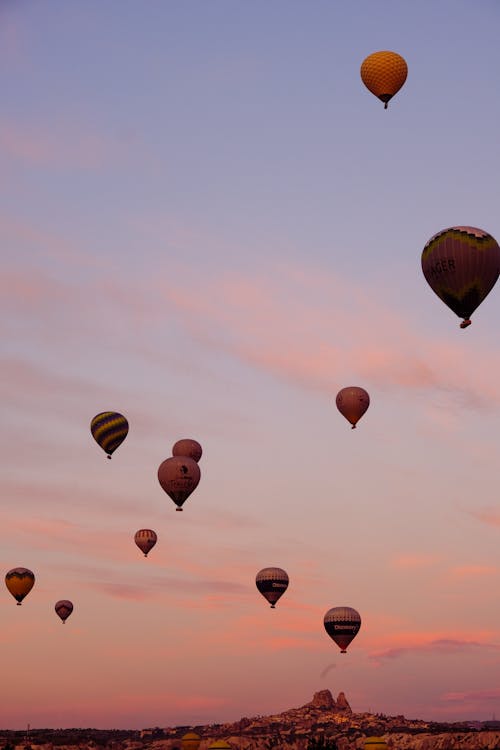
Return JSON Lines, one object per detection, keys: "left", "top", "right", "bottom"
{"left": 158, "top": 438, "right": 203, "bottom": 512}
{"left": 4, "top": 568, "right": 73, "bottom": 624}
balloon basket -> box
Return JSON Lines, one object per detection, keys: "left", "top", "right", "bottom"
{"left": 176, "top": 507, "right": 183, "bottom": 511}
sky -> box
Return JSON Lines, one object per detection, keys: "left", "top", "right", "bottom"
{"left": 2, "top": 0, "right": 500, "bottom": 731}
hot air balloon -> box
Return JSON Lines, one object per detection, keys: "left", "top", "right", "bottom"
{"left": 181, "top": 733, "right": 201, "bottom": 750}
{"left": 364, "top": 739, "right": 388, "bottom": 750}
{"left": 5, "top": 568, "right": 35, "bottom": 605}
{"left": 360, "top": 51, "right": 408, "bottom": 109}
{"left": 55, "top": 600, "right": 73, "bottom": 623}
{"left": 336, "top": 387, "right": 370, "bottom": 429}
{"left": 324, "top": 606, "right": 361, "bottom": 653}
{"left": 158, "top": 456, "right": 201, "bottom": 511}
{"left": 421, "top": 226, "right": 500, "bottom": 329}
{"left": 134, "top": 529, "right": 158, "bottom": 557}
{"left": 172, "top": 438, "right": 203, "bottom": 463}
{"left": 90, "top": 411, "right": 129, "bottom": 458}
{"left": 256, "top": 567, "right": 289, "bottom": 608}
{"left": 207, "top": 742, "right": 231, "bottom": 750}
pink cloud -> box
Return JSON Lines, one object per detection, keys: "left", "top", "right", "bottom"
{"left": 470, "top": 508, "right": 500, "bottom": 528}
{"left": 391, "top": 554, "right": 442, "bottom": 569}
{"left": 0, "top": 119, "right": 121, "bottom": 169}
{"left": 370, "top": 637, "right": 500, "bottom": 663}
{"left": 449, "top": 565, "right": 497, "bottom": 578}
{"left": 441, "top": 688, "right": 500, "bottom": 703}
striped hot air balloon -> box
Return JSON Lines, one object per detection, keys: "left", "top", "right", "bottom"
{"left": 90, "top": 411, "right": 129, "bottom": 458}
{"left": 421, "top": 226, "right": 500, "bottom": 328}
{"left": 134, "top": 529, "right": 158, "bottom": 557}
{"left": 324, "top": 606, "right": 361, "bottom": 653}
{"left": 256, "top": 567, "right": 289, "bottom": 608}
{"left": 360, "top": 51, "right": 408, "bottom": 109}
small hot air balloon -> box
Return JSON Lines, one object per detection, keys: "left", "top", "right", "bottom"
{"left": 134, "top": 529, "right": 158, "bottom": 557}
{"left": 182, "top": 733, "right": 201, "bottom": 750}
{"left": 55, "top": 600, "right": 73, "bottom": 623}
{"left": 360, "top": 51, "right": 408, "bottom": 109}
{"left": 324, "top": 606, "right": 361, "bottom": 653}
{"left": 256, "top": 567, "right": 289, "bottom": 608}
{"left": 421, "top": 226, "right": 500, "bottom": 329}
{"left": 5, "top": 567, "right": 35, "bottom": 605}
{"left": 336, "top": 387, "right": 370, "bottom": 429}
{"left": 364, "top": 739, "right": 388, "bottom": 750}
{"left": 207, "top": 742, "right": 231, "bottom": 750}
{"left": 158, "top": 456, "right": 201, "bottom": 511}
{"left": 172, "top": 438, "right": 203, "bottom": 463}
{"left": 90, "top": 411, "right": 129, "bottom": 459}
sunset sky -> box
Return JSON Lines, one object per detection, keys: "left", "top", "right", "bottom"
{"left": 2, "top": 0, "right": 500, "bottom": 731}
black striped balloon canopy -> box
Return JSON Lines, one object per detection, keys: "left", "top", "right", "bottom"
{"left": 90, "top": 412, "right": 129, "bottom": 458}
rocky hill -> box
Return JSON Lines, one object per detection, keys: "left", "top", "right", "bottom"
{"left": 2, "top": 690, "right": 500, "bottom": 750}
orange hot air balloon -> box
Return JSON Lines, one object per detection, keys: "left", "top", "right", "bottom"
{"left": 360, "top": 51, "right": 408, "bottom": 109}
{"left": 336, "top": 387, "right": 370, "bottom": 429}
{"left": 364, "top": 739, "right": 388, "bottom": 750}
{"left": 55, "top": 600, "right": 73, "bottom": 623}
{"left": 172, "top": 438, "right": 203, "bottom": 463}
{"left": 324, "top": 606, "right": 361, "bottom": 653}
{"left": 134, "top": 529, "right": 158, "bottom": 557}
{"left": 5, "top": 567, "right": 35, "bottom": 605}
{"left": 181, "top": 733, "right": 201, "bottom": 750}
{"left": 158, "top": 456, "right": 201, "bottom": 511}
{"left": 421, "top": 226, "right": 500, "bottom": 329}
{"left": 256, "top": 567, "right": 289, "bottom": 608}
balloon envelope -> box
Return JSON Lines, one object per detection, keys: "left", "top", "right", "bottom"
{"left": 421, "top": 226, "right": 500, "bottom": 328}
{"left": 364, "top": 739, "right": 388, "bottom": 750}
{"left": 158, "top": 456, "right": 201, "bottom": 510}
{"left": 336, "top": 387, "right": 370, "bottom": 428}
{"left": 181, "top": 733, "right": 201, "bottom": 750}
{"left": 324, "top": 606, "right": 361, "bottom": 653}
{"left": 134, "top": 529, "right": 158, "bottom": 557}
{"left": 90, "top": 411, "right": 129, "bottom": 458}
{"left": 256, "top": 567, "right": 289, "bottom": 608}
{"left": 207, "top": 743, "right": 231, "bottom": 750}
{"left": 360, "top": 51, "right": 407, "bottom": 108}
{"left": 172, "top": 438, "right": 203, "bottom": 463}
{"left": 5, "top": 567, "right": 35, "bottom": 605}
{"left": 55, "top": 600, "right": 73, "bottom": 623}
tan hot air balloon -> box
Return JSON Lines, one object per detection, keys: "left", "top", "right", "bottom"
{"left": 181, "top": 733, "right": 201, "bottom": 750}
{"left": 5, "top": 567, "right": 35, "bottom": 605}
{"left": 172, "top": 438, "right": 203, "bottom": 463}
{"left": 360, "top": 51, "right": 408, "bottom": 109}
{"left": 207, "top": 742, "right": 231, "bottom": 750}
{"left": 134, "top": 529, "right": 158, "bottom": 557}
{"left": 55, "top": 600, "right": 73, "bottom": 623}
{"left": 336, "top": 386, "right": 370, "bottom": 428}
{"left": 158, "top": 456, "right": 201, "bottom": 511}
{"left": 364, "top": 739, "right": 388, "bottom": 750}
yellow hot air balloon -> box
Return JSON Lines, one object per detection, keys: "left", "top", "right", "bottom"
{"left": 207, "top": 742, "right": 231, "bottom": 750}
{"left": 5, "top": 567, "right": 35, "bottom": 605}
{"left": 182, "top": 733, "right": 201, "bottom": 750}
{"left": 360, "top": 51, "right": 408, "bottom": 109}
{"left": 364, "top": 738, "right": 388, "bottom": 750}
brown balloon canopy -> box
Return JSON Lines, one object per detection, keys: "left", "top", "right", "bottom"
{"left": 134, "top": 529, "right": 158, "bottom": 557}
{"left": 172, "top": 438, "right": 203, "bottom": 463}
{"left": 336, "top": 387, "right": 370, "bottom": 428}
{"left": 158, "top": 456, "right": 201, "bottom": 511}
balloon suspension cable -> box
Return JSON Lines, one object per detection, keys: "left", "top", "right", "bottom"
{"left": 460, "top": 319, "right": 472, "bottom": 329}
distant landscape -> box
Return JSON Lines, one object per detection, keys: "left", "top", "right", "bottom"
{"left": 3, "top": 691, "right": 500, "bottom": 750}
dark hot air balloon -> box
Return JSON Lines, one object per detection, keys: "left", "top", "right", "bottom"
{"left": 158, "top": 456, "right": 201, "bottom": 511}
{"left": 336, "top": 387, "right": 370, "bottom": 428}
{"left": 256, "top": 567, "right": 289, "bottom": 608}
{"left": 90, "top": 412, "right": 129, "bottom": 458}
{"left": 172, "top": 438, "right": 203, "bottom": 463}
{"left": 324, "top": 606, "right": 361, "bottom": 653}
{"left": 134, "top": 529, "right": 158, "bottom": 557}
{"left": 55, "top": 600, "right": 73, "bottom": 623}
{"left": 5, "top": 567, "right": 35, "bottom": 605}
{"left": 421, "top": 226, "right": 500, "bottom": 328}
{"left": 181, "top": 733, "right": 201, "bottom": 750}
{"left": 360, "top": 51, "right": 407, "bottom": 109}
